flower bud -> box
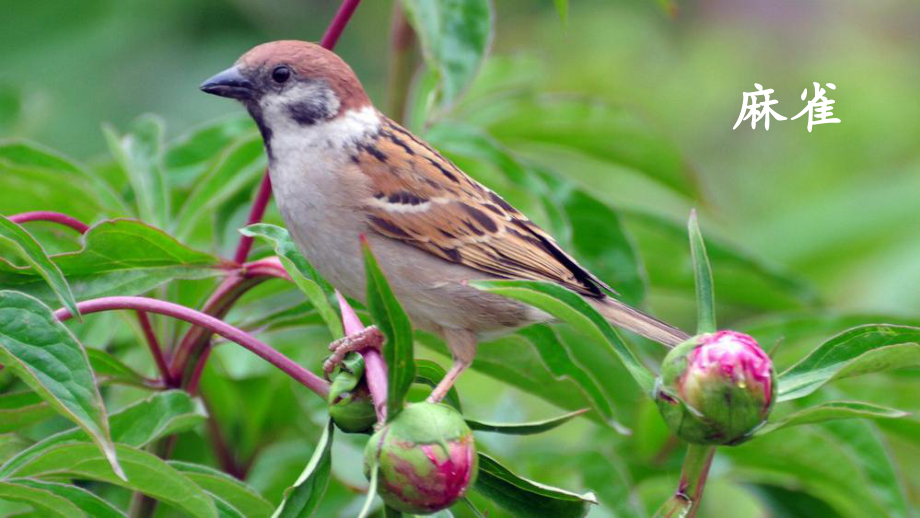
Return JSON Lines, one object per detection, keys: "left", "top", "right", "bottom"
{"left": 328, "top": 354, "right": 377, "bottom": 434}
{"left": 655, "top": 330, "right": 775, "bottom": 445}
{"left": 364, "top": 402, "right": 477, "bottom": 514}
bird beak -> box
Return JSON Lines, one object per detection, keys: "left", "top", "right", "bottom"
{"left": 200, "top": 66, "right": 253, "bottom": 100}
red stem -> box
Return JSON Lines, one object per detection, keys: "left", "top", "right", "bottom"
{"left": 320, "top": 0, "right": 364, "bottom": 49}
{"left": 232, "top": 173, "right": 272, "bottom": 265}
{"left": 335, "top": 292, "right": 387, "bottom": 422}
{"left": 54, "top": 297, "right": 330, "bottom": 398}
{"left": 7, "top": 211, "right": 90, "bottom": 234}
{"left": 136, "top": 311, "right": 171, "bottom": 382}
{"left": 231, "top": 0, "right": 363, "bottom": 266}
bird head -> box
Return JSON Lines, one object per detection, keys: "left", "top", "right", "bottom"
{"left": 200, "top": 40, "right": 371, "bottom": 141}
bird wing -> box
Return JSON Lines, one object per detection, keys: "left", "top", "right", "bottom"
{"left": 356, "top": 116, "right": 610, "bottom": 298}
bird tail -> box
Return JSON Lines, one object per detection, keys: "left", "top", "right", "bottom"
{"left": 591, "top": 297, "right": 690, "bottom": 347}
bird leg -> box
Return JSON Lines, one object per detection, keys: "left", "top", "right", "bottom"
{"left": 323, "top": 325, "right": 384, "bottom": 378}
{"left": 427, "top": 328, "right": 477, "bottom": 404}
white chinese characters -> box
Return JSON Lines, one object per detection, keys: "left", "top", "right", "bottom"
{"left": 733, "top": 83, "right": 840, "bottom": 131}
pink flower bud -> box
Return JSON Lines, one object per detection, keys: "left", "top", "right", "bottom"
{"left": 655, "top": 331, "right": 775, "bottom": 445}
{"left": 364, "top": 402, "right": 477, "bottom": 513}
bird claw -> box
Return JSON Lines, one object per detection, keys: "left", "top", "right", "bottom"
{"left": 323, "top": 325, "right": 384, "bottom": 379}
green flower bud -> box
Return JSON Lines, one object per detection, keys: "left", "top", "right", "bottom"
{"left": 364, "top": 402, "right": 478, "bottom": 514}
{"left": 655, "top": 330, "right": 775, "bottom": 445}
{"left": 328, "top": 354, "right": 377, "bottom": 434}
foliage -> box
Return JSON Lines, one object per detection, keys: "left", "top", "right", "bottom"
{"left": 0, "top": 1, "right": 916, "bottom": 517}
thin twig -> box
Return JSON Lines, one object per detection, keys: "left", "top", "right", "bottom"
{"left": 54, "top": 297, "right": 330, "bottom": 398}
{"left": 136, "top": 311, "right": 172, "bottom": 384}
{"left": 7, "top": 211, "right": 90, "bottom": 234}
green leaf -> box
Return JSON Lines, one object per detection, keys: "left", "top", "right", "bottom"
{"left": 0, "top": 390, "right": 205, "bottom": 478}
{"left": 164, "top": 114, "right": 256, "bottom": 182}
{"left": 778, "top": 324, "right": 920, "bottom": 402}
{"left": 466, "top": 408, "right": 587, "bottom": 435}
{"left": 86, "top": 348, "right": 148, "bottom": 387}
{"left": 0, "top": 390, "right": 54, "bottom": 433}
{"left": 9, "top": 479, "right": 125, "bottom": 517}
{"left": 357, "top": 458, "right": 379, "bottom": 518}
{"left": 471, "top": 280, "right": 654, "bottom": 393}
{"left": 415, "top": 328, "right": 616, "bottom": 427}
{"left": 478, "top": 97, "right": 694, "bottom": 196}
{"left": 0, "top": 480, "right": 84, "bottom": 517}
{"left": 362, "top": 239, "right": 415, "bottom": 421}
{"left": 0, "top": 215, "right": 79, "bottom": 318}
{"left": 726, "top": 402, "right": 910, "bottom": 517}
{"left": 400, "top": 0, "right": 492, "bottom": 108}
{"left": 103, "top": 115, "right": 170, "bottom": 227}
{"left": 688, "top": 210, "right": 715, "bottom": 333}
{"left": 0, "top": 291, "right": 121, "bottom": 479}
{"left": 0, "top": 140, "right": 125, "bottom": 218}
{"left": 13, "top": 443, "right": 217, "bottom": 518}
{"left": 757, "top": 401, "right": 908, "bottom": 435}
{"left": 273, "top": 419, "right": 334, "bottom": 518}
{"left": 170, "top": 461, "right": 273, "bottom": 518}
{"left": 624, "top": 209, "right": 818, "bottom": 311}
{"left": 414, "top": 359, "right": 462, "bottom": 411}
{"left": 0, "top": 219, "right": 223, "bottom": 304}
{"left": 241, "top": 224, "right": 342, "bottom": 339}
{"left": 177, "top": 136, "right": 266, "bottom": 239}
{"left": 474, "top": 453, "right": 597, "bottom": 518}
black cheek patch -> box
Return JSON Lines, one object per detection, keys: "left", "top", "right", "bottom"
{"left": 287, "top": 100, "right": 330, "bottom": 126}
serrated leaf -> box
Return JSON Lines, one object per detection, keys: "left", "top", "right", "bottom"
{"left": 12, "top": 443, "right": 217, "bottom": 518}
{"left": 0, "top": 215, "right": 79, "bottom": 318}
{"left": 757, "top": 401, "right": 908, "bottom": 435}
{"left": 0, "top": 219, "right": 223, "bottom": 304}
{"left": 362, "top": 240, "right": 415, "bottom": 421}
{"left": 0, "top": 390, "right": 205, "bottom": 478}
{"left": 471, "top": 280, "right": 654, "bottom": 393}
{"left": 474, "top": 453, "right": 596, "bottom": 518}
{"left": 9, "top": 479, "right": 125, "bottom": 517}
{"left": 688, "top": 210, "right": 715, "bottom": 333}
{"left": 401, "top": 0, "right": 492, "bottom": 109}
{"left": 0, "top": 390, "right": 54, "bottom": 433}
{"left": 414, "top": 359, "right": 462, "bottom": 411}
{"left": 241, "top": 224, "right": 342, "bottom": 339}
{"left": 466, "top": 408, "right": 587, "bottom": 435}
{"left": 171, "top": 461, "right": 273, "bottom": 518}
{"left": 0, "top": 480, "right": 84, "bottom": 517}
{"left": 272, "top": 419, "right": 334, "bottom": 518}
{"left": 177, "top": 136, "right": 266, "bottom": 239}
{"left": 777, "top": 324, "right": 920, "bottom": 402}
{"left": 103, "top": 115, "right": 169, "bottom": 227}
{"left": 0, "top": 291, "right": 121, "bottom": 479}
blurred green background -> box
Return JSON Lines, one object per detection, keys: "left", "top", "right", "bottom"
{"left": 2, "top": 0, "right": 919, "bottom": 516}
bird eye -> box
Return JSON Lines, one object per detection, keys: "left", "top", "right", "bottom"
{"left": 272, "top": 65, "right": 291, "bottom": 84}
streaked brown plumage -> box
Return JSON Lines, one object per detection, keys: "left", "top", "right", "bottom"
{"left": 201, "top": 40, "right": 688, "bottom": 402}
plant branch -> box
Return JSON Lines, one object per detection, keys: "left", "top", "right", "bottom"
{"left": 136, "top": 311, "right": 171, "bottom": 382}
{"left": 654, "top": 444, "right": 716, "bottom": 518}
{"left": 170, "top": 259, "right": 288, "bottom": 384}
{"left": 54, "top": 297, "right": 330, "bottom": 398}
{"left": 7, "top": 211, "right": 90, "bottom": 234}
{"left": 386, "top": 0, "right": 417, "bottom": 122}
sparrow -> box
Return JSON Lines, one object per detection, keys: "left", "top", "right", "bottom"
{"left": 201, "top": 40, "right": 688, "bottom": 403}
